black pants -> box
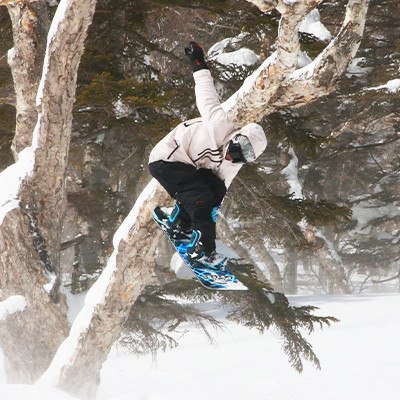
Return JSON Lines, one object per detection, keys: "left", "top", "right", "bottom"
{"left": 149, "top": 161, "right": 227, "bottom": 250}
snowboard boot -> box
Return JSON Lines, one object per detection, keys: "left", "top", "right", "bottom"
{"left": 186, "top": 230, "right": 225, "bottom": 269}
{"left": 166, "top": 203, "right": 192, "bottom": 240}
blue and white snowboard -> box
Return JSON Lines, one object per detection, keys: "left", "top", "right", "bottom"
{"left": 152, "top": 206, "right": 246, "bottom": 290}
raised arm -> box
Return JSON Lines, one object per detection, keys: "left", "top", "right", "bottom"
{"left": 185, "top": 41, "right": 236, "bottom": 139}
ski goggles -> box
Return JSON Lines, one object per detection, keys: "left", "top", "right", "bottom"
{"left": 227, "top": 135, "right": 256, "bottom": 164}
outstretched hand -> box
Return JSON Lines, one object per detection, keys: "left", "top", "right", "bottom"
{"left": 184, "top": 41, "right": 208, "bottom": 72}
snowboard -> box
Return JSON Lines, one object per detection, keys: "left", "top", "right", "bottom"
{"left": 152, "top": 206, "right": 246, "bottom": 290}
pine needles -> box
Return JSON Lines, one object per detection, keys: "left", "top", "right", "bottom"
{"left": 121, "top": 262, "right": 339, "bottom": 373}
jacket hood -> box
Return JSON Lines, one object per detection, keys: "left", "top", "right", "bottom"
{"left": 236, "top": 123, "right": 267, "bottom": 160}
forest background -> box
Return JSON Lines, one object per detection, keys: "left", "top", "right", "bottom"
{"left": 0, "top": 0, "right": 399, "bottom": 398}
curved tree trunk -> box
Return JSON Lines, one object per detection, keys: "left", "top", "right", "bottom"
{"left": 228, "top": 0, "right": 369, "bottom": 123}
{"left": 38, "top": 181, "right": 169, "bottom": 399}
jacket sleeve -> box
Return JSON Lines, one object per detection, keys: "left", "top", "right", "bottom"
{"left": 193, "top": 69, "right": 236, "bottom": 143}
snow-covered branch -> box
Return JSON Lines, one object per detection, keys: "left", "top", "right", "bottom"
{"left": 226, "top": 0, "right": 368, "bottom": 124}
{"left": 0, "top": 296, "right": 26, "bottom": 321}
{"left": 285, "top": 0, "right": 370, "bottom": 104}
{"left": 245, "top": 0, "right": 279, "bottom": 12}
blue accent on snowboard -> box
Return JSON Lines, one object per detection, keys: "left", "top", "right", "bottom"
{"left": 152, "top": 206, "right": 246, "bottom": 290}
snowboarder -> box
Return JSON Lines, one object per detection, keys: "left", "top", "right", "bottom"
{"left": 149, "top": 41, "right": 267, "bottom": 263}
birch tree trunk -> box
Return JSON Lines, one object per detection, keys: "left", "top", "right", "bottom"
{"left": 6, "top": 0, "right": 49, "bottom": 158}
{"left": 40, "top": 182, "right": 169, "bottom": 399}
{"left": 0, "top": 0, "right": 97, "bottom": 383}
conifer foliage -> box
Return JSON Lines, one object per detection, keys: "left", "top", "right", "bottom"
{"left": 122, "top": 262, "right": 338, "bottom": 373}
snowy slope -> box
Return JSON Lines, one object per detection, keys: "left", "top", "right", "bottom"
{"left": 3, "top": 294, "right": 397, "bottom": 400}
{"left": 97, "top": 294, "right": 400, "bottom": 400}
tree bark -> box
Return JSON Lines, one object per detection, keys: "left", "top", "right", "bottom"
{"left": 228, "top": 0, "right": 369, "bottom": 124}
{"left": 7, "top": 0, "right": 49, "bottom": 158}
{"left": 0, "top": 208, "right": 69, "bottom": 383}
{"left": 0, "top": 0, "right": 97, "bottom": 383}
{"left": 21, "top": 0, "right": 97, "bottom": 273}
{"left": 38, "top": 181, "right": 169, "bottom": 399}
{"left": 305, "top": 229, "right": 350, "bottom": 294}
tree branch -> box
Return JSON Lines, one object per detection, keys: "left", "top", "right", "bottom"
{"left": 226, "top": 0, "right": 368, "bottom": 124}
{"left": 282, "top": 0, "right": 370, "bottom": 107}
{"left": 0, "top": 0, "right": 44, "bottom": 5}
{"left": 227, "top": 0, "right": 324, "bottom": 124}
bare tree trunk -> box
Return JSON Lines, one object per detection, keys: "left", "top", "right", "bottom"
{"left": 283, "top": 249, "right": 298, "bottom": 294}
{"left": 7, "top": 0, "right": 49, "bottom": 158}
{"left": 38, "top": 181, "right": 169, "bottom": 399}
{"left": 305, "top": 229, "right": 350, "bottom": 294}
{"left": 0, "top": 208, "right": 69, "bottom": 383}
{"left": 0, "top": 0, "right": 97, "bottom": 383}
{"left": 21, "top": 0, "right": 97, "bottom": 272}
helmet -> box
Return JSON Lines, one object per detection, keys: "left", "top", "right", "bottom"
{"left": 227, "top": 134, "right": 256, "bottom": 164}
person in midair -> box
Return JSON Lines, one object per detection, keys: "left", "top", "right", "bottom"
{"left": 149, "top": 41, "right": 267, "bottom": 263}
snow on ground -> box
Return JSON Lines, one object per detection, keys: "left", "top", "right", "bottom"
{"left": 98, "top": 294, "right": 400, "bottom": 400}
{"left": 1, "top": 293, "right": 398, "bottom": 400}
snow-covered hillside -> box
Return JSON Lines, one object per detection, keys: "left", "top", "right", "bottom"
{"left": 1, "top": 293, "right": 399, "bottom": 400}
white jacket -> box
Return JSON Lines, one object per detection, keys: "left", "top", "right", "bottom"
{"left": 149, "top": 69, "right": 267, "bottom": 188}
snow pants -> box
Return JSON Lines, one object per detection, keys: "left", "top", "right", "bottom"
{"left": 149, "top": 161, "right": 227, "bottom": 250}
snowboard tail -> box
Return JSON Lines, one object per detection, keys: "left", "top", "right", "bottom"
{"left": 152, "top": 206, "right": 246, "bottom": 290}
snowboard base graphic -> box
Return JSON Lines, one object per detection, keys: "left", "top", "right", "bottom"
{"left": 152, "top": 206, "right": 246, "bottom": 290}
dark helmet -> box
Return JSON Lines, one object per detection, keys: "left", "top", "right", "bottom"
{"left": 227, "top": 123, "right": 267, "bottom": 164}
{"left": 227, "top": 134, "right": 256, "bottom": 163}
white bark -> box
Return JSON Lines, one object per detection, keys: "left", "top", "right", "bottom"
{"left": 229, "top": 0, "right": 369, "bottom": 124}
{"left": 6, "top": 0, "right": 49, "bottom": 157}
{"left": 0, "top": 0, "right": 97, "bottom": 383}
{"left": 39, "top": 180, "right": 168, "bottom": 399}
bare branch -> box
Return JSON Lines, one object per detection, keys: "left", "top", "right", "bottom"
{"left": 245, "top": 0, "right": 279, "bottom": 12}
{"left": 226, "top": 0, "right": 368, "bottom": 124}
{"left": 0, "top": 0, "right": 44, "bottom": 5}
{"left": 227, "top": 0, "right": 323, "bottom": 124}
{"left": 7, "top": 1, "right": 49, "bottom": 157}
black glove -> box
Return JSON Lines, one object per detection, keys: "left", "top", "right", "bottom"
{"left": 184, "top": 41, "right": 208, "bottom": 72}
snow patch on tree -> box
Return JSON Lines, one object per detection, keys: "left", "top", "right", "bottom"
{"left": 36, "top": 0, "right": 69, "bottom": 105}
{"left": 281, "top": 147, "right": 303, "bottom": 199}
{"left": 0, "top": 146, "right": 35, "bottom": 225}
{"left": 299, "top": 9, "right": 332, "bottom": 42}
{"left": 0, "top": 296, "right": 26, "bottom": 320}
{"left": 210, "top": 48, "right": 259, "bottom": 68}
